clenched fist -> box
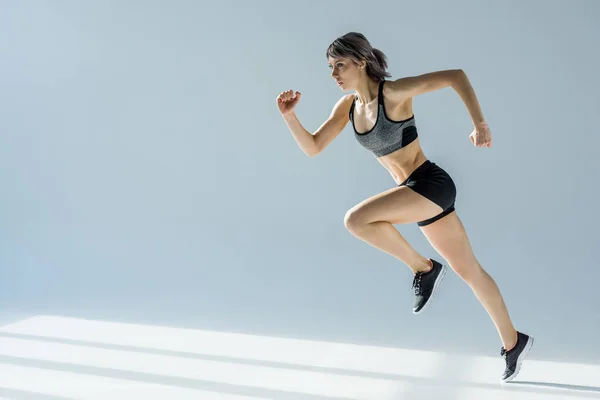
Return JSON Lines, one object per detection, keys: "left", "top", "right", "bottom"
{"left": 276, "top": 90, "right": 302, "bottom": 116}
{"left": 470, "top": 121, "right": 492, "bottom": 148}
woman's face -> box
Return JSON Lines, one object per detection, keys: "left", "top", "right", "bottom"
{"left": 328, "top": 56, "right": 362, "bottom": 91}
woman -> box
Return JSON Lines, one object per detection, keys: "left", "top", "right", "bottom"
{"left": 276, "top": 32, "right": 533, "bottom": 382}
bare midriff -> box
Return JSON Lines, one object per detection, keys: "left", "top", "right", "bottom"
{"left": 376, "top": 139, "right": 428, "bottom": 185}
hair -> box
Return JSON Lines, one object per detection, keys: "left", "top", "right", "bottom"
{"left": 326, "top": 32, "right": 391, "bottom": 82}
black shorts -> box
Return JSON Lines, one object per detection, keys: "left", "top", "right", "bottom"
{"left": 399, "top": 160, "right": 457, "bottom": 227}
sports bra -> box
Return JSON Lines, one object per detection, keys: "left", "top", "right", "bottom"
{"left": 349, "top": 80, "right": 418, "bottom": 157}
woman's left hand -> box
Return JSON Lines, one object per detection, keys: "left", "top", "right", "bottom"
{"left": 469, "top": 121, "right": 492, "bottom": 148}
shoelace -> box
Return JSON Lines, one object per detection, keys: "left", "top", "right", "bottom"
{"left": 412, "top": 272, "right": 423, "bottom": 295}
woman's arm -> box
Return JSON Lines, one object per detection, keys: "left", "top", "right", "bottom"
{"left": 387, "top": 69, "right": 486, "bottom": 126}
{"left": 280, "top": 93, "right": 353, "bottom": 157}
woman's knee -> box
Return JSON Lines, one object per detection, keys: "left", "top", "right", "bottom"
{"left": 451, "top": 258, "right": 484, "bottom": 283}
{"left": 344, "top": 208, "right": 360, "bottom": 232}
{"left": 344, "top": 207, "right": 370, "bottom": 234}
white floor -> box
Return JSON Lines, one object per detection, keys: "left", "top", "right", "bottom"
{"left": 0, "top": 316, "right": 598, "bottom": 400}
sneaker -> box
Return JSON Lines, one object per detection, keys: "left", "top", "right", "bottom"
{"left": 500, "top": 331, "right": 534, "bottom": 382}
{"left": 412, "top": 259, "right": 447, "bottom": 314}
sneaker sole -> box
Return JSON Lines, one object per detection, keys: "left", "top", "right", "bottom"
{"left": 413, "top": 263, "right": 447, "bottom": 314}
{"left": 502, "top": 335, "right": 534, "bottom": 383}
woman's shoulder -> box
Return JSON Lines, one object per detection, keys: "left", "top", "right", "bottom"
{"left": 381, "top": 79, "right": 413, "bottom": 109}
{"left": 337, "top": 93, "right": 357, "bottom": 109}
{"left": 328, "top": 93, "right": 356, "bottom": 119}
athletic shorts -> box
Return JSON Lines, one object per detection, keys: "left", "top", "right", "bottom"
{"left": 399, "top": 160, "right": 457, "bottom": 227}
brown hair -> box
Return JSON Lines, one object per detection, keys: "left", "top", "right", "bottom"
{"left": 326, "top": 32, "right": 391, "bottom": 82}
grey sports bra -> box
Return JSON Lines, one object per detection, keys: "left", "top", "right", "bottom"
{"left": 349, "top": 80, "right": 418, "bottom": 157}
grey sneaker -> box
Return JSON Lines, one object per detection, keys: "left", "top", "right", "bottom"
{"left": 412, "top": 259, "right": 447, "bottom": 314}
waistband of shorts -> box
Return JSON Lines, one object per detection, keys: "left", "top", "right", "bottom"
{"left": 400, "top": 160, "right": 433, "bottom": 185}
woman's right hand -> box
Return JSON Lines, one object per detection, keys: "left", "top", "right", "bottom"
{"left": 276, "top": 90, "right": 301, "bottom": 116}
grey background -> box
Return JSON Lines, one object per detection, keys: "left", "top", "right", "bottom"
{"left": 1, "top": 0, "right": 599, "bottom": 367}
